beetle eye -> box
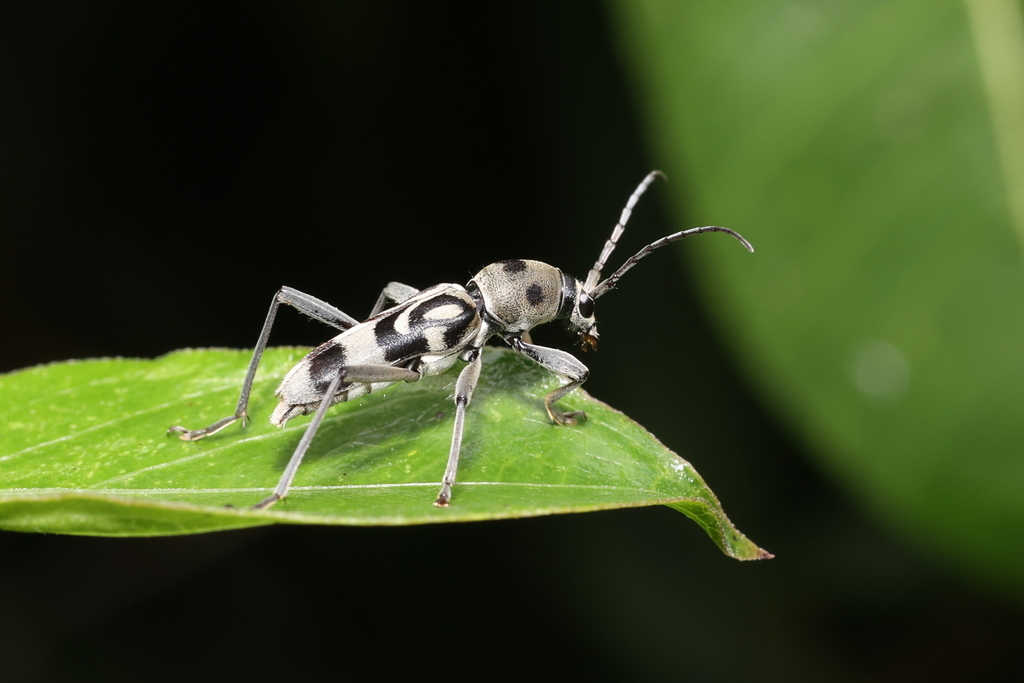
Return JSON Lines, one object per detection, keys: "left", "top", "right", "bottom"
{"left": 578, "top": 290, "right": 594, "bottom": 318}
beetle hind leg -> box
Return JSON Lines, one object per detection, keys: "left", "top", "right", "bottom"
{"left": 168, "top": 286, "right": 363, "bottom": 441}
{"left": 255, "top": 363, "right": 423, "bottom": 510}
{"left": 167, "top": 415, "right": 245, "bottom": 441}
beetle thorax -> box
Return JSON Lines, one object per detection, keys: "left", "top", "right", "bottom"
{"left": 470, "top": 259, "right": 570, "bottom": 335}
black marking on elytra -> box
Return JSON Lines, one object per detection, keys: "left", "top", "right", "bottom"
{"left": 408, "top": 293, "right": 470, "bottom": 321}
{"left": 526, "top": 282, "right": 545, "bottom": 306}
{"left": 375, "top": 294, "right": 477, "bottom": 363}
{"left": 374, "top": 305, "right": 428, "bottom": 362}
{"left": 500, "top": 259, "right": 528, "bottom": 275}
{"left": 306, "top": 342, "right": 351, "bottom": 395}
{"left": 442, "top": 304, "right": 477, "bottom": 348}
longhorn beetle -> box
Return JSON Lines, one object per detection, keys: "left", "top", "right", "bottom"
{"left": 168, "top": 171, "right": 754, "bottom": 509}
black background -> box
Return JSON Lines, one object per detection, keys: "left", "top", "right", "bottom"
{"left": 2, "top": 3, "right": 1022, "bottom": 681}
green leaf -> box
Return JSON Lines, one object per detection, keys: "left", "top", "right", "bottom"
{"left": 0, "top": 347, "right": 769, "bottom": 560}
{"left": 612, "top": 0, "right": 1024, "bottom": 586}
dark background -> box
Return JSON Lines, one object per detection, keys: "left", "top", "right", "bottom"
{"left": 1, "top": 3, "right": 1021, "bottom": 681}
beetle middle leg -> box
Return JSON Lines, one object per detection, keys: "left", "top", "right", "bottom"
{"left": 369, "top": 281, "right": 420, "bottom": 317}
{"left": 434, "top": 348, "right": 483, "bottom": 507}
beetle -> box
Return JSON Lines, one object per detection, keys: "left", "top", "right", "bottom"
{"left": 168, "top": 171, "right": 753, "bottom": 508}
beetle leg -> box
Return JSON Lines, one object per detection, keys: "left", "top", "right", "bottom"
{"left": 168, "top": 287, "right": 362, "bottom": 441}
{"left": 434, "top": 348, "right": 483, "bottom": 506}
{"left": 510, "top": 337, "right": 590, "bottom": 426}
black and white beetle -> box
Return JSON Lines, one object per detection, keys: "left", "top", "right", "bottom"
{"left": 168, "top": 171, "right": 754, "bottom": 509}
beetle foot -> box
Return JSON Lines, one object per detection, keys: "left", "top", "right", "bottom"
{"left": 550, "top": 409, "right": 587, "bottom": 426}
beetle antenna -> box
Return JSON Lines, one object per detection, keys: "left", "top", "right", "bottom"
{"left": 590, "top": 226, "right": 754, "bottom": 300}
{"left": 583, "top": 170, "right": 665, "bottom": 292}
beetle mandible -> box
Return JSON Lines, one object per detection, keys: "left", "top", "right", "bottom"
{"left": 168, "top": 171, "right": 754, "bottom": 508}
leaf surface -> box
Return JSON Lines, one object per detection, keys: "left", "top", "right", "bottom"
{"left": 0, "top": 348, "right": 769, "bottom": 560}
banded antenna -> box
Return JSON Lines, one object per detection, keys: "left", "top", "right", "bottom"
{"left": 583, "top": 171, "right": 754, "bottom": 300}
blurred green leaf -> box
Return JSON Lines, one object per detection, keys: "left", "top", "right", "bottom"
{"left": 0, "top": 347, "right": 769, "bottom": 560}
{"left": 614, "top": 0, "right": 1024, "bottom": 590}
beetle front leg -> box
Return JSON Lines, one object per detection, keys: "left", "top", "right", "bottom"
{"left": 510, "top": 338, "right": 590, "bottom": 426}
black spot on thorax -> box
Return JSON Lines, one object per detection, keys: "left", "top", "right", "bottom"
{"left": 526, "top": 283, "right": 545, "bottom": 306}
{"left": 500, "top": 259, "right": 528, "bottom": 274}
